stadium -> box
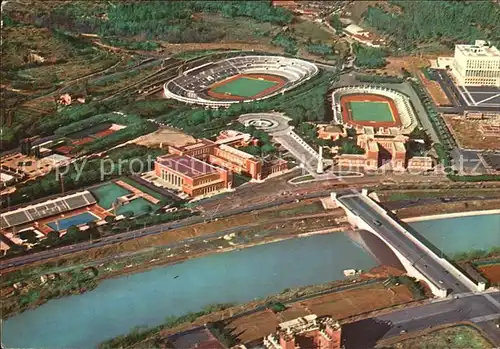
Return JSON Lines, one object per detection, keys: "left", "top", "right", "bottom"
{"left": 164, "top": 55, "right": 319, "bottom": 107}
{"left": 332, "top": 85, "right": 418, "bottom": 133}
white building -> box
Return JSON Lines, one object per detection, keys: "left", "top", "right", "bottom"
{"left": 451, "top": 40, "right": 500, "bottom": 87}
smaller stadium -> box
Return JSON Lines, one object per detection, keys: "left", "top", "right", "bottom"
{"left": 332, "top": 85, "right": 418, "bottom": 133}
{"left": 164, "top": 55, "right": 318, "bottom": 107}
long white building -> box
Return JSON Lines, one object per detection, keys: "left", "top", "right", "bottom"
{"left": 451, "top": 40, "right": 500, "bottom": 87}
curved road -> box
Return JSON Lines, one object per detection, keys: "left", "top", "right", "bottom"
{"left": 343, "top": 291, "right": 500, "bottom": 348}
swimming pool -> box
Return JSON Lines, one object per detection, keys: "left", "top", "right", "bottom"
{"left": 47, "top": 212, "right": 98, "bottom": 231}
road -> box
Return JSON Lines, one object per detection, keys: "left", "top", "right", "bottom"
{"left": 342, "top": 291, "right": 500, "bottom": 348}
{"left": 0, "top": 191, "right": 332, "bottom": 271}
{"left": 338, "top": 194, "right": 473, "bottom": 295}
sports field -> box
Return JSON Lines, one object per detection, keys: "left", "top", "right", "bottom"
{"left": 211, "top": 76, "right": 278, "bottom": 98}
{"left": 348, "top": 101, "right": 394, "bottom": 122}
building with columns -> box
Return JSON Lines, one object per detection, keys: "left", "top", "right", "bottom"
{"left": 154, "top": 155, "right": 231, "bottom": 197}
{"left": 155, "top": 131, "right": 287, "bottom": 197}
{"left": 337, "top": 127, "right": 433, "bottom": 172}
{"left": 167, "top": 131, "right": 287, "bottom": 183}
{"left": 451, "top": 40, "right": 500, "bottom": 87}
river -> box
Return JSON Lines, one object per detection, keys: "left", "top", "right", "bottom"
{"left": 3, "top": 213, "right": 499, "bottom": 348}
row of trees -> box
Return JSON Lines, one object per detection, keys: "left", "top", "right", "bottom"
{"left": 363, "top": 1, "right": 500, "bottom": 51}
{"left": 98, "top": 303, "right": 235, "bottom": 349}
{"left": 305, "top": 41, "right": 333, "bottom": 57}
{"left": 356, "top": 74, "right": 403, "bottom": 83}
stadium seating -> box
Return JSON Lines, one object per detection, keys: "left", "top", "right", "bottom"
{"left": 331, "top": 85, "right": 418, "bottom": 133}
{"left": 0, "top": 191, "right": 96, "bottom": 229}
{"left": 164, "top": 55, "right": 319, "bottom": 107}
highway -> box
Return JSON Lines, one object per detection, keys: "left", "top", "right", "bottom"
{"left": 0, "top": 191, "right": 331, "bottom": 271}
{"left": 338, "top": 194, "right": 473, "bottom": 295}
{"left": 343, "top": 291, "right": 500, "bottom": 348}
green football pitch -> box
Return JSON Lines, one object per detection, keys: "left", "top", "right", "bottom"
{"left": 211, "top": 76, "right": 278, "bottom": 98}
{"left": 348, "top": 101, "right": 394, "bottom": 122}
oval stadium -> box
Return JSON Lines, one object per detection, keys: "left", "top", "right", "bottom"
{"left": 164, "top": 55, "right": 319, "bottom": 107}
{"left": 332, "top": 85, "right": 418, "bottom": 133}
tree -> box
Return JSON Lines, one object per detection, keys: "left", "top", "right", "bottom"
{"left": 353, "top": 43, "right": 387, "bottom": 69}
{"left": 340, "top": 139, "right": 365, "bottom": 154}
{"left": 329, "top": 14, "right": 344, "bottom": 32}
{"left": 63, "top": 225, "right": 80, "bottom": 243}
{"left": 142, "top": 204, "right": 153, "bottom": 214}
{"left": 44, "top": 231, "right": 60, "bottom": 245}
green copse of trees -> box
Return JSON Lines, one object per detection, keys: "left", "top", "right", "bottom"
{"left": 363, "top": 1, "right": 500, "bottom": 51}
{"left": 353, "top": 43, "right": 387, "bottom": 69}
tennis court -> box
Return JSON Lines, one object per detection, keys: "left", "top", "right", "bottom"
{"left": 90, "top": 182, "right": 131, "bottom": 209}
{"left": 348, "top": 101, "right": 394, "bottom": 122}
{"left": 47, "top": 212, "right": 98, "bottom": 231}
{"left": 211, "top": 76, "right": 278, "bottom": 98}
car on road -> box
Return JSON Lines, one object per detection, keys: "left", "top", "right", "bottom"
{"left": 373, "top": 220, "right": 382, "bottom": 226}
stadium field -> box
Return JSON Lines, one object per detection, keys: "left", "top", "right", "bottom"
{"left": 348, "top": 101, "right": 394, "bottom": 122}
{"left": 211, "top": 76, "right": 278, "bottom": 98}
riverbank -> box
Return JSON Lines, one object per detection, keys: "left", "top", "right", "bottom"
{"left": 393, "top": 197, "right": 500, "bottom": 219}
{"left": 403, "top": 209, "right": 500, "bottom": 223}
{"left": 98, "top": 278, "right": 417, "bottom": 349}
{"left": 1, "top": 204, "right": 351, "bottom": 319}
{"left": 3, "top": 197, "right": 499, "bottom": 319}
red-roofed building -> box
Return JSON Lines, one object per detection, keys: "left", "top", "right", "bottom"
{"left": 154, "top": 155, "right": 231, "bottom": 197}
{"left": 167, "top": 134, "right": 287, "bottom": 182}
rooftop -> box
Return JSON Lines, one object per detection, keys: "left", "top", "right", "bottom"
{"left": 393, "top": 141, "right": 406, "bottom": 153}
{"left": 156, "top": 155, "right": 220, "bottom": 178}
{"left": 219, "top": 144, "right": 255, "bottom": 159}
{"left": 456, "top": 40, "right": 500, "bottom": 57}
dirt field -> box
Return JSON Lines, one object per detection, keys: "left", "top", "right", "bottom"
{"left": 373, "top": 56, "right": 435, "bottom": 76}
{"left": 417, "top": 71, "right": 451, "bottom": 106}
{"left": 226, "top": 283, "right": 414, "bottom": 345}
{"left": 443, "top": 115, "right": 500, "bottom": 150}
{"left": 478, "top": 264, "right": 500, "bottom": 285}
{"left": 132, "top": 127, "right": 196, "bottom": 148}
{"left": 227, "top": 310, "right": 280, "bottom": 345}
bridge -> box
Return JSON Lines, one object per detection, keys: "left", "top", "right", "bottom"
{"left": 332, "top": 190, "right": 486, "bottom": 298}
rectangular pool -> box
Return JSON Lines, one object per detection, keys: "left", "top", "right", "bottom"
{"left": 47, "top": 212, "right": 98, "bottom": 231}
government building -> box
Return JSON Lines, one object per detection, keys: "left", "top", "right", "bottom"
{"left": 451, "top": 40, "right": 500, "bottom": 87}
{"left": 154, "top": 130, "right": 287, "bottom": 198}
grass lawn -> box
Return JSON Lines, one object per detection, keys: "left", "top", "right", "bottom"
{"left": 394, "top": 326, "right": 493, "bottom": 349}
{"left": 90, "top": 182, "right": 131, "bottom": 209}
{"left": 348, "top": 101, "right": 394, "bottom": 122}
{"left": 211, "top": 77, "right": 278, "bottom": 98}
